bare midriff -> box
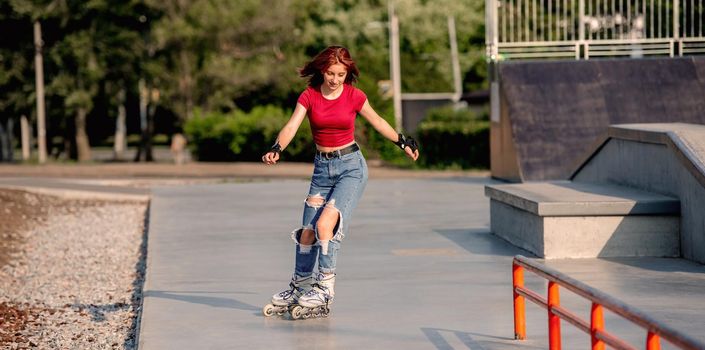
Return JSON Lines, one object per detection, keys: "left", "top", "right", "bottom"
{"left": 316, "top": 140, "right": 356, "bottom": 153}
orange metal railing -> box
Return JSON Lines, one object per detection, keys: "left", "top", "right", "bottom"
{"left": 512, "top": 255, "right": 705, "bottom": 350}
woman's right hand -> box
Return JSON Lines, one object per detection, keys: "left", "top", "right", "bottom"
{"left": 262, "top": 151, "right": 280, "bottom": 165}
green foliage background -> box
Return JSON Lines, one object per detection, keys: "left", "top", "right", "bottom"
{"left": 0, "top": 0, "right": 488, "bottom": 167}
{"left": 415, "top": 105, "right": 489, "bottom": 169}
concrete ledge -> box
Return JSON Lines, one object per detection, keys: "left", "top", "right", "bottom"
{"left": 0, "top": 178, "right": 150, "bottom": 202}
{"left": 490, "top": 200, "right": 680, "bottom": 259}
{"left": 486, "top": 180, "right": 681, "bottom": 259}
{"left": 485, "top": 181, "right": 680, "bottom": 216}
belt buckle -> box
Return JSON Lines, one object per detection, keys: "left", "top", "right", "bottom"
{"left": 324, "top": 151, "right": 335, "bottom": 160}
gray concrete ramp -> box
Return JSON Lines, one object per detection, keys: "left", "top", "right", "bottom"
{"left": 574, "top": 123, "right": 705, "bottom": 263}
{"left": 492, "top": 57, "right": 705, "bottom": 181}
{"left": 138, "top": 178, "right": 705, "bottom": 349}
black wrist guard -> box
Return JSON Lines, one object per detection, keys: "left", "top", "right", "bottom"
{"left": 268, "top": 142, "right": 282, "bottom": 155}
{"left": 394, "top": 133, "right": 418, "bottom": 153}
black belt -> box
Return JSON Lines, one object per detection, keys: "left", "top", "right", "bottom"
{"left": 317, "top": 143, "right": 360, "bottom": 159}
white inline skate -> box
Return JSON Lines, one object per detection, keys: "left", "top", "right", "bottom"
{"left": 263, "top": 274, "right": 313, "bottom": 317}
{"left": 290, "top": 273, "right": 335, "bottom": 320}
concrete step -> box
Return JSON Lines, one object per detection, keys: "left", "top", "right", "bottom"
{"left": 485, "top": 181, "right": 680, "bottom": 259}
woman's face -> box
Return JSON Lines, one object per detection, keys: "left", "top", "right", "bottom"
{"left": 323, "top": 63, "right": 347, "bottom": 91}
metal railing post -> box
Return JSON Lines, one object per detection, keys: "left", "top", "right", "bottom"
{"left": 511, "top": 256, "right": 705, "bottom": 350}
{"left": 647, "top": 332, "right": 662, "bottom": 350}
{"left": 578, "top": 0, "right": 585, "bottom": 58}
{"left": 674, "top": 0, "right": 680, "bottom": 40}
{"left": 513, "top": 263, "right": 526, "bottom": 340}
{"left": 548, "top": 281, "right": 562, "bottom": 350}
{"left": 591, "top": 303, "right": 606, "bottom": 350}
{"left": 486, "top": 0, "right": 500, "bottom": 60}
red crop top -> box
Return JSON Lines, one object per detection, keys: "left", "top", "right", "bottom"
{"left": 297, "top": 84, "right": 367, "bottom": 147}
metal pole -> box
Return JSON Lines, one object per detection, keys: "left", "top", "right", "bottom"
{"left": 21, "top": 115, "right": 30, "bottom": 161}
{"left": 674, "top": 0, "right": 680, "bottom": 39}
{"left": 579, "top": 0, "right": 585, "bottom": 53}
{"left": 511, "top": 0, "right": 516, "bottom": 42}
{"left": 495, "top": 0, "right": 501, "bottom": 54}
{"left": 548, "top": 281, "right": 562, "bottom": 350}
{"left": 389, "top": 2, "right": 402, "bottom": 132}
{"left": 513, "top": 263, "right": 527, "bottom": 340}
{"left": 487, "top": 0, "right": 494, "bottom": 54}
{"left": 647, "top": 332, "right": 661, "bottom": 350}
{"left": 114, "top": 88, "right": 127, "bottom": 160}
{"left": 549, "top": 0, "right": 552, "bottom": 41}
{"left": 448, "top": 16, "right": 462, "bottom": 102}
{"left": 33, "top": 20, "right": 47, "bottom": 164}
{"left": 533, "top": 0, "right": 538, "bottom": 41}
{"left": 503, "top": 0, "right": 508, "bottom": 43}
{"left": 590, "top": 303, "right": 605, "bottom": 350}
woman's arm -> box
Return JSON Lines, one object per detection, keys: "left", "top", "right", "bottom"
{"left": 262, "top": 103, "right": 307, "bottom": 165}
{"left": 359, "top": 100, "right": 419, "bottom": 161}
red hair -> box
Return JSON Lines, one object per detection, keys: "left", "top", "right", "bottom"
{"left": 299, "top": 46, "right": 360, "bottom": 87}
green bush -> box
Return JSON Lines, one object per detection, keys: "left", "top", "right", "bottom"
{"left": 414, "top": 104, "right": 489, "bottom": 169}
{"left": 183, "top": 102, "right": 489, "bottom": 169}
{"left": 184, "top": 105, "right": 314, "bottom": 161}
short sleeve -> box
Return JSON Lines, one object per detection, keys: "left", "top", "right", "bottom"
{"left": 352, "top": 87, "right": 367, "bottom": 112}
{"left": 297, "top": 88, "right": 311, "bottom": 109}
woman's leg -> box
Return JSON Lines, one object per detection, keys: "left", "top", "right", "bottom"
{"left": 294, "top": 172, "right": 331, "bottom": 276}
{"left": 315, "top": 152, "right": 368, "bottom": 274}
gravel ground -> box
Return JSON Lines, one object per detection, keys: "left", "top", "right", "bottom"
{"left": 0, "top": 189, "right": 148, "bottom": 349}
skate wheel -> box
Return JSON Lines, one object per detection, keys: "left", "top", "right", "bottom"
{"left": 302, "top": 308, "right": 312, "bottom": 319}
{"left": 263, "top": 304, "right": 276, "bottom": 317}
{"left": 291, "top": 306, "right": 304, "bottom": 320}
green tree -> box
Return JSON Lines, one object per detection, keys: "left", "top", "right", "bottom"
{"left": 145, "top": 0, "right": 302, "bottom": 122}
{"left": 395, "top": 0, "right": 486, "bottom": 92}
{"left": 94, "top": 0, "right": 154, "bottom": 161}
{"left": 0, "top": 2, "right": 35, "bottom": 161}
{"left": 8, "top": 0, "right": 105, "bottom": 161}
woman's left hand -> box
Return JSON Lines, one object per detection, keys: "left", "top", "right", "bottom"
{"left": 404, "top": 146, "right": 419, "bottom": 161}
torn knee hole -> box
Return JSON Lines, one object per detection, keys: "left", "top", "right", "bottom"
{"left": 300, "top": 228, "right": 316, "bottom": 245}
{"left": 319, "top": 207, "right": 344, "bottom": 244}
{"left": 291, "top": 227, "right": 316, "bottom": 245}
{"left": 305, "top": 194, "right": 326, "bottom": 208}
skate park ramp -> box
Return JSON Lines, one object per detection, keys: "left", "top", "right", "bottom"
{"left": 491, "top": 56, "right": 705, "bottom": 182}
{"left": 572, "top": 123, "right": 705, "bottom": 263}
{"left": 486, "top": 123, "right": 705, "bottom": 263}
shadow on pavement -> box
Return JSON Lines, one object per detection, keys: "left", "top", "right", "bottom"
{"left": 143, "top": 290, "right": 260, "bottom": 312}
{"left": 597, "top": 257, "right": 705, "bottom": 274}
{"left": 435, "top": 228, "right": 535, "bottom": 258}
{"left": 429, "top": 176, "right": 497, "bottom": 185}
{"left": 421, "top": 327, "right": 541, "bottom": 350}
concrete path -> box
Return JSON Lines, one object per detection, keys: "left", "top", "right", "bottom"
{"left": 138, "top": 177, "right": 705, "bottom": 349}
{"left": 0, "top": 176, "right": 150, "bottom": 201}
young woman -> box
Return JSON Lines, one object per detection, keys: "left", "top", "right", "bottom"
{"left": 261, "top": 46, "right": 419, "bottom": 319}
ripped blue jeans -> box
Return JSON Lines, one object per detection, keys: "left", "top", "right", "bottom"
{"left": 292, "top": 148, "right": 368, "bottom": 276}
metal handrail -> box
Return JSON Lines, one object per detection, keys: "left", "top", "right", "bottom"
{"left": 512, "top": 255, "right": 705, "bottom": 350}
